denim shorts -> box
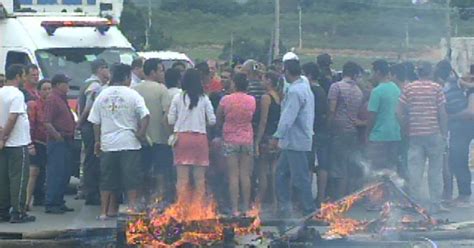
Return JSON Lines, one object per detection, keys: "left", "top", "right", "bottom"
{"left": 223, "top": 142, "right": 254, "bottom": 157}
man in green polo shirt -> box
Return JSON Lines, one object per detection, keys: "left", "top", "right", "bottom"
{"left": 367, "top": 60, "right": 402, "bottom": 173}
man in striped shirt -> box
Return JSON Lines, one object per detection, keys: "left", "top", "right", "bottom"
{"left": 397, "top": 62, "right": 448, "bottom": 213}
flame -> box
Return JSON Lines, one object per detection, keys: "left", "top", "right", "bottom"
{"left": 126, "top": 190, "right": 261, "bottom": 247}
{"left": 401, "top": 215, "right": 415, "bottom": 224}
{"left": 367, "top": 185, "right": 385, "bottom": 205}
{"left": 315, "top": 194, "right": 368, "bottom": 237}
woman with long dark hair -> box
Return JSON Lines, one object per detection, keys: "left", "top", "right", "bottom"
{"left": 168, "top": 69, "right": 216, "bottom": 202}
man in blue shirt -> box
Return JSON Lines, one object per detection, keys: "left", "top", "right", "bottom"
{"left": 273, "top": 59, "right": 315, "bottom": 217}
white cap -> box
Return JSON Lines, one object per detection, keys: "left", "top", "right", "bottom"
{"left": 282, "top": 52, "right": 299, "bottom": 62}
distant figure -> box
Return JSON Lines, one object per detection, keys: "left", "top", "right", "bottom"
{"left": 437, "top": 60, "right": 473, "bottom": 207}
{"left": 302, "top": 62, "right": 330, "bottom": 206}
{"left": 130, "top": 57, "right": 145, "bottom": 87}
{"left": 168, "top": 69, "right": 216, "bottom": 202}
{"left": 273, "top": 59, "right": 315, "bottom": 217}
{"left": 165, "top": 68, "right": 183, "bottom": 100}
{"left": 171, "top": 61, "right": 187, "bottom": 77}
{"left": 327, "top": 62, "right": 364, "bottom": 199}
{"left": 43, "top": 74, "right": 76, "bottom": 214}
{"left": 89, "top": 63, "right": 150, "bottom": 219}
{"left": 209, "top": 67, "right": 233, "bottom": 112}
{"left": 206, "top": 59, "right": 223, "bottom": 94}
{"left": 217, "top": 72, "right": 256, "bottom": 214}
{"left": 195, "top": 62, "right": 212, "bottom": 93}
{"left": 242, "top": 60, "right": 266, "bottom": 129}
{"left": 77, "top": 59, "right": 110, "bottom": 206}
{"left": 24, "top": 64, "right": 41, "bottom": 102}
{"left": 0, "top": 64, "right": 36, "bottom": 223}
{"left": 255, "top": 71, "right": 281, "bottom": 209}
{"left": 133, "top": 58, "right": 172, "bottom": 203}
{"left": 317, "top": 53, "right": 337, "bottom": 93}
{"left": 26, "top": 79, "right": 52, "bottom": 210}
{"left": 397, "top": 62, "right": 448, "bottom": 213}
{"left": 367, "top": 60, "right": 401, "bottom": 173}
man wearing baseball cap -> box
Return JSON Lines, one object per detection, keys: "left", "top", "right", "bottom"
{"left": 44, "top": 74, "right": 76, "bottom": 214}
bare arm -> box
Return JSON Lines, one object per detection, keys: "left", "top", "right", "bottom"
{"left": 438, "top": 103, "right": 448, "bottom": 137}
{"left": 136, "top": 115, "right": 150, "bottom": 143}
{"left": 216, "top": 105, "right": 224, "bottom": 132}
{"left": 1, "top": 113, "right": 19, "bottom": 142}
{"left": 327, "top": 99, "right": 337, "bottom": 131}
{"left": 255, "top": 94, "right": 271, "bottom": 145}
{"left": 77, "top": 108, "right": 91, "bottom": 127}
{"left": 366, "top": 111, "right": 375, "bottom": 134}
{"left": 396, "top": 102, "right": 408, "bottom": 137}
{"left": 93, "top": 124, "right": 101, "bottom": 157}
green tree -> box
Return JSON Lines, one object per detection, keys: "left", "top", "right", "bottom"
{"left": 219, "top": 37, "right": 268, "bottom": 62}
{"left": 120, "top": 0, "right": 172, "bottom": 51}
{"left": 160, "top": 0, "right": 243, "bottom": 17}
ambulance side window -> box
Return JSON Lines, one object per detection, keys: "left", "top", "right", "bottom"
{"left": 6, "top": 51, "right": 32, "bottom": 69}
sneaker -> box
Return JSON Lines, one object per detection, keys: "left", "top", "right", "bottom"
{"left": 9, "top": 213, "right": 36, "bottom": 223}
{"left": 60, "top": 205, "right": 74, "bottom": 212}
{"left": 45, "top": 206, "right": 65, "bottom": 214}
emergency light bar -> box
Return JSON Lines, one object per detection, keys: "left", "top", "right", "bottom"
{"left": 41, "top": 19, "right": 118, "bottom": 36}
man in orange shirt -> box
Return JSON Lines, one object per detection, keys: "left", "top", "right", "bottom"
{"left": 206, "top": 60, "right": 223, "bottom": 94}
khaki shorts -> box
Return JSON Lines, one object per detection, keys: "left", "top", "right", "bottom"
{"left": 100, "top": 150, "right": 143, "bottom": 191}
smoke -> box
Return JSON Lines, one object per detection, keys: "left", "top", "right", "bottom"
{"left": 353, "top": 152, "right": 406, "bottom": 189}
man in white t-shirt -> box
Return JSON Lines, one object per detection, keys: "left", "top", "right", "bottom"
{"left": 0, "top": 64, "right": 35, "bottom": 223}
{"left": 88, "top": 63, "right": 150, "bottom": 220}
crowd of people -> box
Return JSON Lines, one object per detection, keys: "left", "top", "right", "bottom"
{"left": 0, "top": 51, "right": 473, "bottom": 224}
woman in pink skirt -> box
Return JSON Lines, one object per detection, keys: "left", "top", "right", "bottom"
{"left": 168, "top": 69, "right": 216, "bottom": 201}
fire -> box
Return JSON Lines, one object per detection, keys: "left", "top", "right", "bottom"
{"left": 126, "top": 190, "right": 261, "bottom": 247}
{"left": 315, "top": 194, "right": 368, "bottom": 238}
{"left": 401, "top": 215, "right": 415, "bottom": 224}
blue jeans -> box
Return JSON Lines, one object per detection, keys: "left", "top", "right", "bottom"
{"left": 45, "top": 141, "right": 72, "bottom": 208}
{"left": 276, "top": 150, "right": 314, "bottom": 215}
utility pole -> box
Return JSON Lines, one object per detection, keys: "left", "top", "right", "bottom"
{"left": 298, "top": 3, "right": 302, "bottom": 50}
{"left": 144, "top": 0, "right": 152, "bottom": 50}
{"left": 274, "top": 0, "right": 280, "bottom": 59}
{"left": 446, "top": 0, "right": 452, "bottom": 59}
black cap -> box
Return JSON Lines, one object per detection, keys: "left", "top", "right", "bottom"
{"left": 317, "top": 53, "right": 332, "bottom": 66}
{"left": 91, "top": 59, "right": 108, "bottom": 73}
{"left": 51, "top": 74, "right": 72, "bottom": 85}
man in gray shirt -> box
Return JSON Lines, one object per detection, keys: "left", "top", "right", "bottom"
{"left": 273, "top": 59, "right": 315, "bottom": 217}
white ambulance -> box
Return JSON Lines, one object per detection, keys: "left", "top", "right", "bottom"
{"left": 0, "top": 0, "right": 136, "bottom": 106}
